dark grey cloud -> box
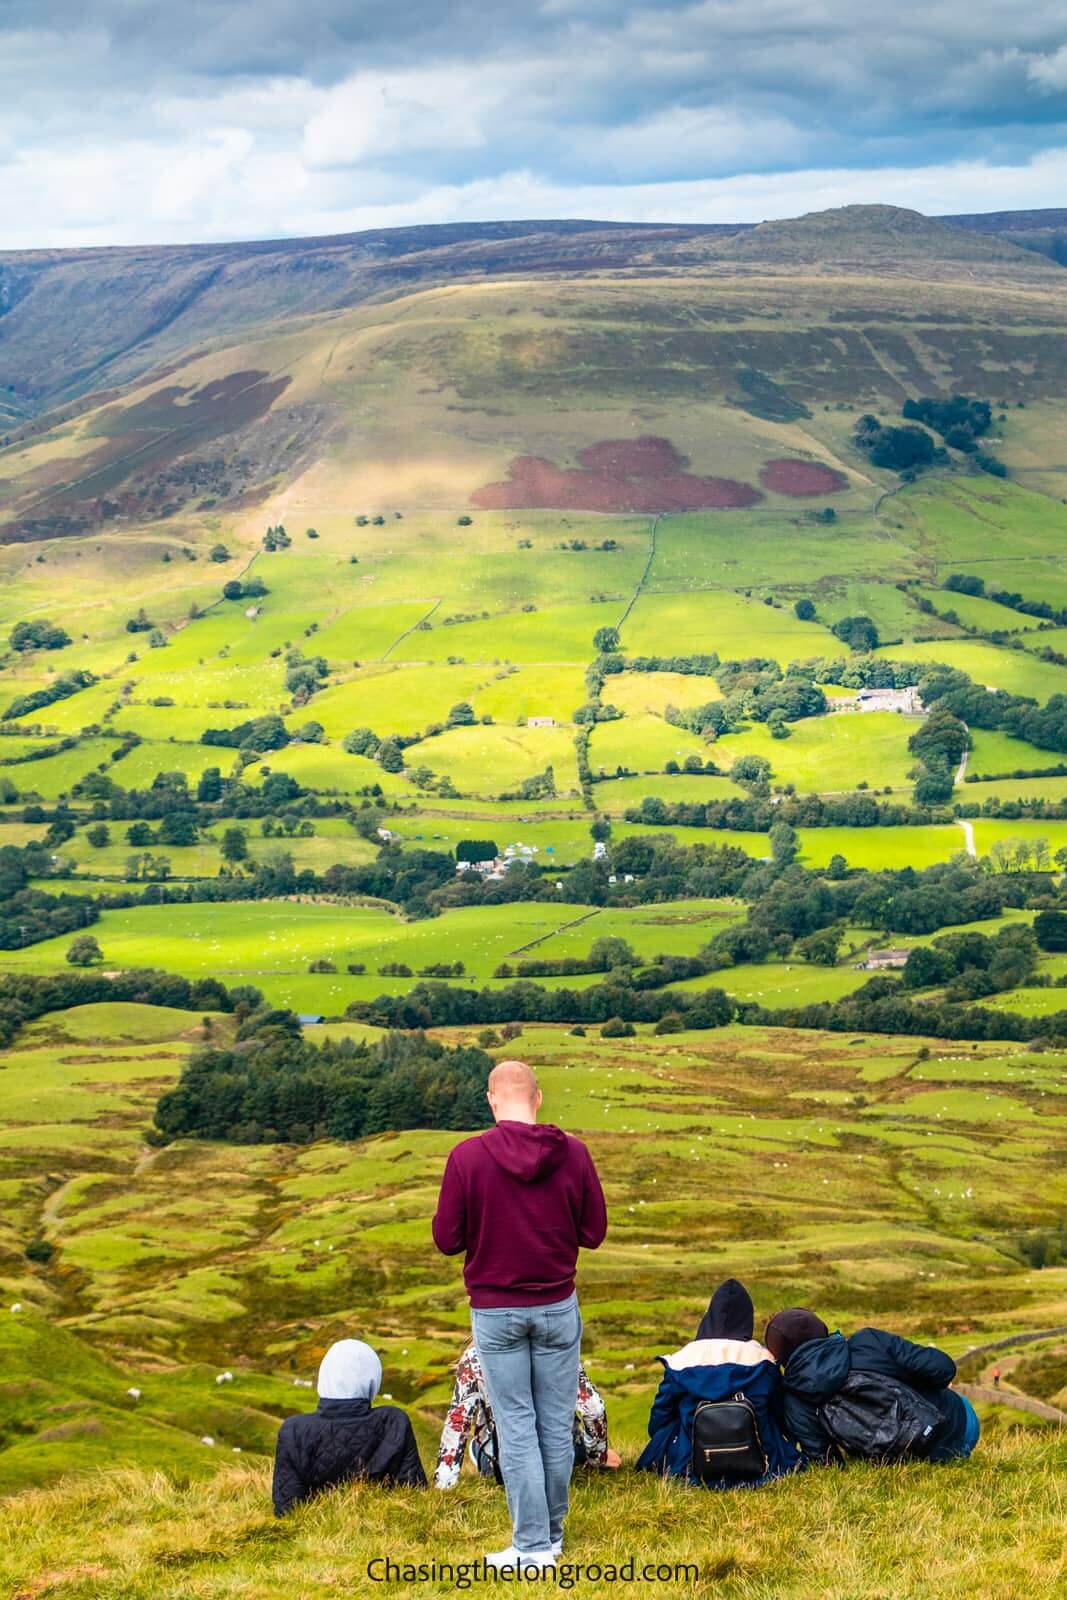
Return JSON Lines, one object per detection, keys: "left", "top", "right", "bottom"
{"left": 1, "top": 2, "right": 1066, "bottom": 245}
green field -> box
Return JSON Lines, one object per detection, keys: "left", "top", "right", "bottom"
{"left": 720, "top": 710, "right": 920, "bottom": 793}
{"left": 879, "top": 639, "right": 1067, "bottom": 701}
{"left": 623, "top": 590, "right": 845, "bottom": 665}
{"left": 588, "top": 714, "right": 709, "bottom": 775}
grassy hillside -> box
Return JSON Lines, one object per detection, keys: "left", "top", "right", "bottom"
{"left": 3, "top": 1436, "right": 1064, "bottom": 1599}
{"left": 2, "top": 204, "right": 1067, "bottom": 1592}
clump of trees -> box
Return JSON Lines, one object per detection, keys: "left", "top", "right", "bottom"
{"left": 153, "top": 1012, "right": 495, "bottom": 1144}
{"left": 284, "top": 649, "right": 328, "bottom": 702}
{"left": 202, "top": 713, "right": 289, "bottom": 752}
{"left": 831, "top": 615, "right": 880, "bottom": 652}
{"left": 9, "top": 619, "right": 71, "bottom": 652}
{"left": 901, "top": 924, "right": 1037, "bottom": 1000}
{"left": 921, "top": 664, "right": 1067, "bottom": 757}
{"left": 223, "top": 576, "right": 269, "bottom": 602}
{"left": 853, "top": 414, "right": 937, "bottom": 476}
{"left": 901, "top": 395, "right": 1004, "bottom": 475}
{"left": 908, "top": 705, "right": 970, "bottom": 804}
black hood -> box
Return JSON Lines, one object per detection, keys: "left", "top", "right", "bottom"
{"left": 782, "top": 1331, "right": 850, "bottom": 1400}
{"left": 697, "top": 1278, "right": 755, "bottom": 1341}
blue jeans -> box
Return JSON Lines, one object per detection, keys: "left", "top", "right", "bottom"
{"left": 958, "top": 1395, "right": 981, "bottom": 1458}
{"left": 471, "top": 1294, "right": 582, "bottom": 1554}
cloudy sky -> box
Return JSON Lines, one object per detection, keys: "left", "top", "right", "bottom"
{"left": 4, "top": 1, "right": 1067, "bottom": 248}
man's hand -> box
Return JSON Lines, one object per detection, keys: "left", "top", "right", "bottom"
{"left": 603, "top": 1448, "right": 622, "bottom": 1469}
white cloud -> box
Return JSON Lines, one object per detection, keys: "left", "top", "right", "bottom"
{"left": 5, "top": 142, "right": 1067, "bottom": 249}
{"left": 302, "top": 65, "right": 503, "bottom": 168}
{"left": 577, "top": 103, "right": 809, "bottom": 180}
{"left": 149, "top": 128, "right": 255, "bottom": 221}
{"left": 1028, "top": 46, "right": 1067, "bottom": 93}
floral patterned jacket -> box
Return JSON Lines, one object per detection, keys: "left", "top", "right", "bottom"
{"left": 433, "top": 1343, "right": 608, "bottom": 1489}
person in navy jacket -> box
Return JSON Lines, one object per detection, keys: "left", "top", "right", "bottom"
{"left": 765, "top": 1308, "right": 979, "bottom": 1463}
{"left": 636, "top": 1279, "right": 800, "bottom": 1488}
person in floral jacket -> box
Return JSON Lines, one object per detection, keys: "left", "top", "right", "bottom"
{"left": 433, "top": 1342, "right": 620, "bottom": 1489}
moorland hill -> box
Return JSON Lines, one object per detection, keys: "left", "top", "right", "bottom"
{"left": 0, "top": 203, "right": 1062, "bottom": 422}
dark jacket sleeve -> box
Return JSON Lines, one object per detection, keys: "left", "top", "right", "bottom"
{"left": 879, "top": 1333, "right": 956, "bottom": 1390}
{"left": 431, "top": 1150, "right": 467, "bottom": 1256}
{"left": 272, "top": 1419, "right": 309, "bottom": 1516}
{"left": 782, "top": 1392, "right": 834, "bottom": 1464}
{"left": 577, "top": 1146, "right": 607, "bottom": 1249}
{"left": 365, "top": 1408, "right": 427, "bottom": 1487}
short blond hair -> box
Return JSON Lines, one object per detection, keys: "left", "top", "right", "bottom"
{"left": 488, "top": 1058, "right": 539, "bottom": 1105}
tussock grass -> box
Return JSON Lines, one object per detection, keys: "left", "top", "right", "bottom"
{"left": 3, "top": 1436, "right": 1064, "bottom": 1599}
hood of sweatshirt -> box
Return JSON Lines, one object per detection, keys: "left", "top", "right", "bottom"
{"left": 316, "top": 1338, "right": 382, "bottom": 1401}
{"left": 782, "top": 1331, "right": 851, "bottom": 1400}
{"left": 482, "top": 1120, "right": 570, "bottom": 1182}
{"left": 697, "top": 1278, "right": 754, "bottom": 1341}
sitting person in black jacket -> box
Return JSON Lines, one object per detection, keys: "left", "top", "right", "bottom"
{"left": 272, "top": 1338, "right": 426, "bottom": 1515}
{"left": 765, "top": 1309, "right": 980, "bottom": 1465}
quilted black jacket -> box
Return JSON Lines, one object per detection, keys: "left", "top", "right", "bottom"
{"left": 272, "top": 1397, "right": 426, "bottom": 1514}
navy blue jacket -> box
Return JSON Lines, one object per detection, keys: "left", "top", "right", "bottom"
{"left": 636, "top": 1356, "right": 800, "bottom": 1488}
{"left": 781, "top": 1329, "right": 967, "bottom": 1463}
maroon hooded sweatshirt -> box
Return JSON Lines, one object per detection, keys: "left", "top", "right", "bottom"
{"left": 432, "top": 1120, "right": 607, "bottom": 1308}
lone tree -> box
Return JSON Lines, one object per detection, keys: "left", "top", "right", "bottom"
{"left": 831, "top": 614, "right": 880, "bottom": 653}
{"left": 1034, "top": 910, "right": 1067, "bottom": 952}
{"left": 593, "top": 625, "right": 621, "bottom": 654}
{"left": 769, "top": 819, "right": 798, "bottom": 867}
{"left": 794, "top": 597, "right": 816, "bottom": 621}
{"left": 221, "top": 826, "right": 248, "bottom": 863}
{"left": 66, "top": 934, "right": 103, "bottom": 967}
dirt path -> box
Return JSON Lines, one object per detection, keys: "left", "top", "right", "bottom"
{"left": 957, "top": 817, "right": 977, "bottom": 858}
{"left": 955, "top": 743, "right": 969, "bottom": 785}
{"left": 955, "top": 1383, "right": 1067, "bottom": 1425}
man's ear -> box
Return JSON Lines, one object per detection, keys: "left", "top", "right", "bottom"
{"left": 534, "top": 1087, "right": 543, "bottom": 1111}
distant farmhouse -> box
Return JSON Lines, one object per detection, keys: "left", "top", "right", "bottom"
{"left": 834, "top": 686, "right": 924, "bottom": 715}
{"left": 860, "top": 948, "right": 910, "bottom": 971}
{"left": 456, "top": 842, "right": 539, "bottom": 881}
{"left": 527, "top": 715, "right": 556, "bottom": 727}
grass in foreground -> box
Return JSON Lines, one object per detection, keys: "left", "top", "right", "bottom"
{"left": 2, "top": 1436, "right": 1064, "bottom": 1600}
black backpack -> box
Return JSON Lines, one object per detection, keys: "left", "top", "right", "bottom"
{"left": 818, "top": 1371, "right": 945, "bottom": 1461}
{"left": 691, "top": 1395, "right": 768, "bottom": 1482}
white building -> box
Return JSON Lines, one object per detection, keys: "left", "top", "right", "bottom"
{"left": 835, "top": 686, "right": 924, "bottom": 715}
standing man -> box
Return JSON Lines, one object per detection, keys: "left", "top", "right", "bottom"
{"left": 432, "top": 1059, "right": 607, "bottom": 1575}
